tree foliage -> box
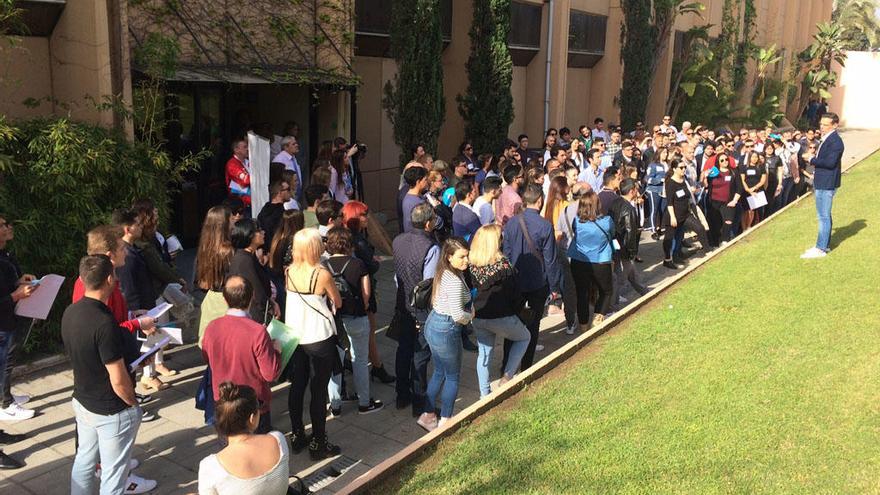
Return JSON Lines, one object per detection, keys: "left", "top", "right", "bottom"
{"left": 383, "top": 0, "right": 445, "bottom": 167}
{"left": 619, "top": 0, "right": 703, "bottom": 130}
{"left": 457, "top": 0, "right": 514, "bottom": 155}
{"left": 832, "top": 0, "right": 880, "bottom": 51}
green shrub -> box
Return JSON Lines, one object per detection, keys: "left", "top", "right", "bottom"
{"left": 0, "top": 116, "right": 202, "bottom": 356}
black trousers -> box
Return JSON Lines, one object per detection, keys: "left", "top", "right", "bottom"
{"left": 1, "top": 317, "right": 28, "bottom": 409}
{"left": 569, "top": 261, "right": 613, "bottom": 324}
{"left": 394, "top": 308, "right": 431, "bottom": 415}
{"left": 707, "top": 200, "right": 735, "bottom": 246}
{"left": 503, "top": 285, "right": 548, "bottom": 372}
{"left": 288, "top": 337, "right": 337, "bottom": 439}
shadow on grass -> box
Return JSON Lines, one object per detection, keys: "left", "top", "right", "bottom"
{"left": 830, "top": 218, "right": 867, "bottom": 250}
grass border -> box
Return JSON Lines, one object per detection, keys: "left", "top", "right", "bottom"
{"left": 342, "top": 141, "right": 878, "bottom": 494}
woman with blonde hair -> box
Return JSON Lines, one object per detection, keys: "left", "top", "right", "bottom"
{"left": 284, "top": 228, "right": 343, "bottom": 460}
{"left": 417, "top": 237, "right": 472, "bottom": 432}
{"left": 468, "top": 224, "right": 530, "bottom": 397}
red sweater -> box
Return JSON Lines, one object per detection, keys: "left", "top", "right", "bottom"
{"left": 72, "top": 278, "right": 141, "bottom": 333}
{"left": 201, "top": 313, "right": 280, "bottom": 412}
{"left": 225, "top": 156, "right": 251, "bottom": 206}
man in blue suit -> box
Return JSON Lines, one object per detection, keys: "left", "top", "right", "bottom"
{"left": 800, "top": 112, "right": 844, "bottom": 259}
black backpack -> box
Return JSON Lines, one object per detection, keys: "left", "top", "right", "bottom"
{"left": 324, "top": 258, "right": 361, "bottom": 315}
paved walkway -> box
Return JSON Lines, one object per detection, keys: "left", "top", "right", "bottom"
{"left": 1, "top": 130, "right": 877, "bottom": 494}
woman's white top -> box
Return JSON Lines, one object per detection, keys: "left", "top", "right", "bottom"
{"left": 198, "top": 431, "right": 289, "bottom": 495}
{"left": 285, "top": 268, "right": 336, "bottom": 345}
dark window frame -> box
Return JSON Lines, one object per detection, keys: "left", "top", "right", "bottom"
{"left": 354, "top": 0, "right": 452, "bottom": 57}
{"left": 567, "top": 9, "right": 607, "bottom": 69}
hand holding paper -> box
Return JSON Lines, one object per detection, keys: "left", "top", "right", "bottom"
{"left": 15, "top": 274, "right": 65, "bottom": 320}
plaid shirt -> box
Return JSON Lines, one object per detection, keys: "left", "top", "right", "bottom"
{"left": 605, "top": 142, "right": 622, "bottom": 157}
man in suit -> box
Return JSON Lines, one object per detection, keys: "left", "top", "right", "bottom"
{"left": 800, "top": 113, "right": 844, "bottom": 259}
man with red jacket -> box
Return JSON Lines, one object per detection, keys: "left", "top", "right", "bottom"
{"left": 225, "top": 138, "right": 251, "bottom": 208}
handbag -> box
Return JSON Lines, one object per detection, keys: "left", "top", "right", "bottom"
{"left": 410, "top": 278, "right": 433, "bottom": 311}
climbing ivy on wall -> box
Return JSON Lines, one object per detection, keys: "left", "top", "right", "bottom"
{"left": 732, "top": 0, "right": 756, "bottom": 91}
{"left": 619, "top": 0, "right": 658, "bottom": 130}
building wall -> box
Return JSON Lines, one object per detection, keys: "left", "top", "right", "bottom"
{"left": 0, "top": 0, "right": 131, "bottom": 128}
{"left": 828, "top": 51, "right": 880, "bottom": 129}
{"left": 354, "top": 0, "right": 832, "bottom": 218}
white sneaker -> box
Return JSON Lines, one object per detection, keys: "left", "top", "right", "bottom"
{"left": 535, "top": 344, "right": 545, "bottom": 352}
{"left": 12, "top": 393, "right": 30, "bottom": 405}
{"left": 565, "top": 322, "right": 576, "bottom": 335}
{"left": 618, "top": 296, "right": 629, "bottom": 304}
{"left": 123, "top": 473, "right": 157, "bottom": 494}
{"left": 0, "top": 403, "right": 34, "bottom": 421}
{"left": 800, "top": 247, "right": 827, "bottom": 259}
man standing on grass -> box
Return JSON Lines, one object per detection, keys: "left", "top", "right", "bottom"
{"left": 800, "top": 113, "right": 843, "bottom": 259}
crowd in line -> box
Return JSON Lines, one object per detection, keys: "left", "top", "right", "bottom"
{"left": 0, "top": 112, "right": 843, "bottom": 494}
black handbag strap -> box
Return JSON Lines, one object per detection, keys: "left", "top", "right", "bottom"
{"left": 517, "top": 214, "right": 544, "bottom": 269}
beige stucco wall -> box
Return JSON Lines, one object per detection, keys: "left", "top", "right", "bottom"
{"left": 0, "top": 37, "right": 54, "bottom": 119}
{"left": 354, "top": 0, "right": 832, "bottom": 217}
{"left": 0, "top": 0, "right": 131, "bottom": 128}
{"left": 828, "top": 51, "right": 880, "bottom": 129}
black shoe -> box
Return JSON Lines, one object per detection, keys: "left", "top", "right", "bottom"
{"left": 328, "top": 406, "right": 342, "bottom": 417}
{"left": 672, "top": 256, "right": 686, "bottom": 266}
{"left": 651, "top": 232, "right": 661, "bottom": 240}
{"left": 370, "top": 366, "right": 396, "bottom": 384}
{"left": 634, "top": 256, "right": 644, "bottom": 263}
{"left": 662, "top": 260, "right": 680, "bottom": 270}
{"left": 462, "top": 337, "right": 478, "bottom": 352}
{"left": 358, "top": 399, "right": 385, "bottom": 415}
{"left": 308, "top": 436, "right": 341, "bottom": 461}
{"left": 290, "top": 429, "right": 308, "bottom": 455}
{"left": 0, "top": 431, "right": 26, "bottom": 445}
{"left": 0, "top": 451, "right": 22, "bottom": 469}
{"left": 395, "top": 397, "right": 411, "bottom": 410}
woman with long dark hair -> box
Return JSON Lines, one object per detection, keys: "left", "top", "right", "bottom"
{"left": 417, "top": 237, "right": 472, "bottom": 432}
{"left": 329, "top": 149, "right": 352, "bottom": 204}
{"left": 229, "top": 219, "right": 278, "bottom": 323}
{"left": 662, "top": 159, "right": 692, "bottom": 269}
{"left": 195, "top": 205, "right": 234, "bottom": 293}
{"left": 645, "top": 147, "right": 669, "bottom": 237}
{"left": 740, "top": 151, "right": 768, "bottom": 230}
{"left": 704, "top": 153, "right": 741, "bottom": 246}
{"left": 542, "top": 175, "right": 570, "bottom": 238}
{"left": 764, "top": 141, "right": 783, "bottom": 216}
{"left": 267, "top": 210, "right": 304, "bottom": 319}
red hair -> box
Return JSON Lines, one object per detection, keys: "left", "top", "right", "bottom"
{"left": 342, "top": 200, "right": 369, "bottom": 232}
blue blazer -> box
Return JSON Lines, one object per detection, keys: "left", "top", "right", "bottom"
{"left": 811, "top": 131, "right": 843, "bottom": 190}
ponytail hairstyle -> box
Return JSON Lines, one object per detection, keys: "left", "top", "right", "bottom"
{"left": 214, "top": 382, "right": 259, "bottom": 437}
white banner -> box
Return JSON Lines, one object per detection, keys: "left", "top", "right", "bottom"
{"left": 248, "top": 131, "right": 271, "bottom": 218}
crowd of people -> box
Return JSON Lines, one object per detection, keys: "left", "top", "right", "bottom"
{"left": 0, "top": 111, "right": 843, "bottom": 494}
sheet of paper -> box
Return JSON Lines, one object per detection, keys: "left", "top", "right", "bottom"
{"left": 145, "top": 301, "right": 173, "bottom": 320}
{"left": 15, "top": 274, "right": 65, "bottom": 320}
{"left": 747, "top": 191, "right": 768, "bottom": 210}
{"left": 130, "top": 335, "right": 172, "bottom": 372}
{"left": 157, "top": 326, "right": 183, "bottom": 345}
{"left": 165, "top": 235, "right": 183, "bottom": 254}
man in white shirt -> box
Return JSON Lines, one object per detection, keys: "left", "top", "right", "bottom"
{"left": 272, "top": 136, "right": 303, "bottom": 202}
{"left": 591, "top": 118, "right": 608, "bottom": 142}
{"left": 473, "top": 176, "right": 503, "bottom": 225}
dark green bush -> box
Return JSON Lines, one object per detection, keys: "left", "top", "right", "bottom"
{"left": 0, "top": 116, "right": 202, "bottom": 356}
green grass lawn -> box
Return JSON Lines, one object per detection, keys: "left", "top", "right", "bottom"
{"left": 381, "top": 151, "right": 880, "bottom": 495}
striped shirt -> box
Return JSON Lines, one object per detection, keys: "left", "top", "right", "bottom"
{"left": 432, "top": 270, "right": 472, "bottom": 325}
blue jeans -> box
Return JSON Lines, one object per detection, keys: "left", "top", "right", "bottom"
{"left": 0, "top": 331, "right": 13, "bottom": 409}
{"left": 423, "top": 312, "right": 463, "bottom": 418}
{"left": 71, "top": 399, "right": 141, "bottom": 495}
{"left": 329, "top": 315, "right": 371, "bottom": 408}
{"left": 815, "top": 188, "right": 836, "bottom": 251}
{"left": 473, "top": 315, "right": 530, "bottom": 397}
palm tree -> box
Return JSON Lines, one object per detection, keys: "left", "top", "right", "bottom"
{"left": 790, "top": 22, "right": 849, "bottom": 122}
{"left": 832, "top": 0, "right": 880, "bottom": 51}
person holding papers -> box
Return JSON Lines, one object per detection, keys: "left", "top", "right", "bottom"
{"left": 0, "top": 214, "right": 37, "bottom": 425}
{"left": 739, "top": 151, "right": 768, "bottom": 231}
{"left": 112, "top": 209, "right": 175, "bottom": 391}
{"left": 201, "top": 276, "right": 281, "bottom": 436}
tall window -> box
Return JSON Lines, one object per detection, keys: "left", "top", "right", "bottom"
{"left": 508, "top": 1, "right": 543, "bottom": 66}
{"left": 567, "top": 10, "right": 607, "bottom": 68}
{"left": 355, "top": 0, "right": 452, "bottom": 57}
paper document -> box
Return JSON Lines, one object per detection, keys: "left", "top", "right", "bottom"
{"left": 157, "top": 326, "right": 183, "bottom": 345}
{"left": 145, "top": 302, "right": 173, "bottom": 320}
{"left": 165, "top": 235, "right": 183, "bottom": 255}
{"left": 266, "top": 318, "right": 300, "bottom": 378}
{"left": 130, "top": 336, "right": 171, "bottom": 372}
{"left": 15, "top": 274, "right": 65, "bottom": 320}
{"left": 747, "top": 191, "right": 768, "bottom": 210}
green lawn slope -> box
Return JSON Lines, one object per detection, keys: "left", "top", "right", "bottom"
{"left": 383, "top": 152, "right": 880, "bottom": 495}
